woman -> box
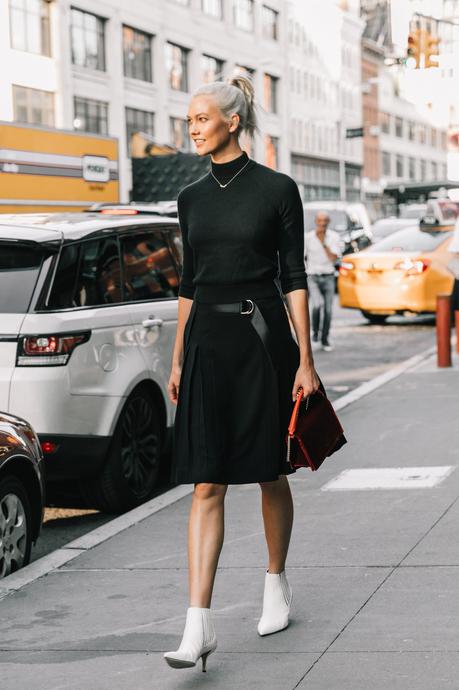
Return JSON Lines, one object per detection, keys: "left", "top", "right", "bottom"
{"left": 164, "top": 75, "right": 320, "bottom": 672}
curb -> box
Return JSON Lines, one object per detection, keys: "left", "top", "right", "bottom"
{"left": 0, "top": 342, "right": 439, "bottom": 599}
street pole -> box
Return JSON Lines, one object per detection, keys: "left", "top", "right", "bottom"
{"left": 339, "top": 120, "right": 346, "bottom": 201}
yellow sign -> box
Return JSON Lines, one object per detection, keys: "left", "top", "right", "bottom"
{"left": 0, "top": 121, "right": 119, "bottom": 213}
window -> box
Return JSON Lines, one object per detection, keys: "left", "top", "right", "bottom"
{"left": 234, "top": 64, "right": 255, "bottom": 79}
{"left": 74, "top": 96, "right": 108, "bottom": 134}
{"left": 121, "top": 232, "right": 179, "bottom": 301}
{"left": 408, "top": 120, "right": 416, "bottom": 141}
{"left": 202, "top": 54, "right": 224, "bottom": 83}
{"left": 202, "top": 0, "right": 223, "bottom": 18}
{"left": 170, "top": 117, "right": 190, "bottom": 151}
{"left": 233, "top": 0, "right": 254, "bottom": 32}
{"left": 265, "top": 134, "right": 279, "bottom": 170}
{"left": 418, "top": 124, "right": 426, "bottom": 144}
{"left": 420, "top": 159, "right": 426, "bottom": 180}
{"left": 71, "top": 8, "right": 106, "bottom": 71}
{"left": 9, "top": 0, "right": 51, "bottom": 55}
{"left": 13, "top": 85, "right": 54, "bottom": 126}
{"left": 165, "top": 42, "right": 189, "bottom": 91}
{"left": 262, "top": 5, "right": 278, "bottom": 40}
{"left": 409, "top": 156, "right": 416, "bottom": 180}
{"left": 0, "top": 242, "right": 51, "bottom": 313}
{"left": 431, "top": 161, "right": 438, "bottom": 179}
{"left": 368, "top": 227, "right": 453, "bottom": 254}
{"left": 395, "top": 117, "right": 403, "bottom": 138}
{"left": 431, "top": 128, "right": 437, "bottom": 147}
{"left": 382, "top": 151, "right": 391, "bottom": 176}
{"left": 47, "top": 238, "right": 122, "bottom": 309}
{"left": 123, "top": 26, "right": 152, "bottom": 82}
{"left": 126, "top": 108, "right": 154, "bottom": 155}
{"left": 396, "top": 154, "right": 404, "bottom": 178}
{"left": 263, "top": 74, "right": 278, "bottom": 114}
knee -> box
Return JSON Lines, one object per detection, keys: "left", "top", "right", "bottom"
{"left": 259, "top": 475, "right": 289, "bottom": 494}
{"left": 194, "top": 482, "right": 227, "bottom": 501}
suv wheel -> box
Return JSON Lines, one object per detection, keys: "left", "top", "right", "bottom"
{"left": 361, "top": 311, "right": 389, "bottom": 325}
{"left": 0, "top": 476, "right": 32, "bottom": 578}
{"left": 83, "top": 388, "right": 163, "bottom": 513}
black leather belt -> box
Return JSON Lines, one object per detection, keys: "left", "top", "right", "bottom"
{"left": 202, "top": 299, "right": 255, "bottom": 315}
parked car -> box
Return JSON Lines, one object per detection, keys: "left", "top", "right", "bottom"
{"left": 303, "top": 201, "right": 373, "bottom": 256}
{"left": 338, "top": 225, "right": 454, "bottom": 323}
{"left": 0, "top": 212, "right": 183, "bottom": 513}
{"left": 0, "top": 411, "right": 45, "bottom": 578}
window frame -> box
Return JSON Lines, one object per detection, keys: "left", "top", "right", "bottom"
{"left": 13, "top": 84, "right": 55, "bottom": 126}
{"left": 73, "top": 95, "right": 109, "bottom": 135}
{"left": 70, "top": 7, "right": 106, "bottom": 72}
{"left": 122, "top": 24, "right": 153, "bottom": 82}
{"left": 9, "top": 0, "right": 51, "bottom": 56}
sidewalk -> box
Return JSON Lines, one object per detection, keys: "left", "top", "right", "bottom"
{"left": 1, "top": 350, "right": 459, "bottom": 690}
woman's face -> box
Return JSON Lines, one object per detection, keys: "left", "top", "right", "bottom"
{"left": 187, "top": 95, "right": 238, "bottom": 156}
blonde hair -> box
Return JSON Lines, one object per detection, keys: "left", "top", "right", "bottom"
{"left": 191, "top": 73, "right": 260, "bottom": 140}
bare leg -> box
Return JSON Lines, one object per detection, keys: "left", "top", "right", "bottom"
{"left": 188, "top": 482, "right": 228, "bottom": 607}
{"left": 259, "top": 475, "right": 294, "bottom": 573}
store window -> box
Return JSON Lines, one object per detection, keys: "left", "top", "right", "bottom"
{"left": 70, "top": 8, "right": 106, "bottom": 71}
{"left": 262, "top": 5, "right": 278, "bottom": 40}
{"left": 165, "top": 41, "right": 189, "bottom": 91}
{"left": 13, "top": 84, "right": 54, "bottom": 126}
{"left": 233, "top": 0, "right": 254, "bottom": 32}
{"left": 123, "top": 26, "right": 152, "bottom": 82}
{"left": 9, "top": 0, "right": 51, "bottom": 55}
{"left": 202, "top": 54, "right": 224, "bottom": 83}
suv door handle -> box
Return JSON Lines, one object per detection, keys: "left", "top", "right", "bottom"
{"left": 142, "top": 317, "right": 163, "bottom": 329}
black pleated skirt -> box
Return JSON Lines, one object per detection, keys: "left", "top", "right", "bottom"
{"left": 171, "top": 281, "right": 301, "bottom": 484}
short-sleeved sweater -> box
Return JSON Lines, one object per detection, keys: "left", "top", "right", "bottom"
{"left": 176, "top": 150, "right": 308, "bottom": 301}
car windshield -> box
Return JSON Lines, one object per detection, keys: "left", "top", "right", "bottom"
{"left": 0, "top": 243, "right": 48, "bottom": 313}
{"left": 304, "top": 209, "right": 349, "bottom": 233}
{"left": 366, "top": 226, "right": 452, "bottom": 253}
{"left": 399, "top": 206, "right": 426, "bottom": 219}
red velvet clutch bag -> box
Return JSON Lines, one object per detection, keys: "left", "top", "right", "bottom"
{"left": 286, "top": 386, "right": 347, "bottom": 471}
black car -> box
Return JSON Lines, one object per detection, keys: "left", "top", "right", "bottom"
{"left": 0, "top": 412, "right": 45, "bottom": 578}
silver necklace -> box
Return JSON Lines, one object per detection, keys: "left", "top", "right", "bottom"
{"left": 210, "top": 157, "right": 251, "bottom": 188}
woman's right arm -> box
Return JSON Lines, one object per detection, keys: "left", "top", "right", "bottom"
{"left": 168, "top": 191, "right": 195, "bottom": 405}
{"left": 168, "top": 296, "right": 193, "bottom": 404}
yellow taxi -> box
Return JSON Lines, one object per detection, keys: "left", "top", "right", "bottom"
{"left": 338, "top": 201, "right": 457, "bottom": 323}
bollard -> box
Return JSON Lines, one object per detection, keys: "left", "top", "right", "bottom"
{"left": 436, "top": 294, "right": 452, "bottom": 367}
{"left": 456, "top": 310, "right": 459, "bottom": 354}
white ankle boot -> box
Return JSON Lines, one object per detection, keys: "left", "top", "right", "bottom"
{"left": 164, "top": 606, "right": 217, "bottom": 671}
{"left": 257, "top": 569, "right": 292, "bottom": 636}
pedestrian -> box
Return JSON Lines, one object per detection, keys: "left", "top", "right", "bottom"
{"left": 165, "top": 74, "right": 320, "bottom": 672}
{"left": 304, "top": 212, "right": 342, "bottom": 351}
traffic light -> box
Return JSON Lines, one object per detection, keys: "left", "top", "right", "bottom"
{"left": 425, "top": 33, "right": 440, "bottom": 68}
{"left": 406, "top": 29, "right": 421, "bottom": 68}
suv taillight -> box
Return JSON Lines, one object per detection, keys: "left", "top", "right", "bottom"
{"left": 17, "top": 331, "right": 91, "bottom": 366}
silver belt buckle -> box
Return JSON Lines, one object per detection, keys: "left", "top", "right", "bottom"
{"left": 240, "top": 298, "right": 254, "bottom": 315}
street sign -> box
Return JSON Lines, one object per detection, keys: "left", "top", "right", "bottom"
{"left": 345, "top": 127, "right": 364, "bottom": 139}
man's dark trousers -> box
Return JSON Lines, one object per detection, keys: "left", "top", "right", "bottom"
{"left": 308, "top": 273, "right": 335, "bottom": 345}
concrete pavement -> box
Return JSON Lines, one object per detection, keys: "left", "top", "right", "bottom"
{"left": 1, "top": 351, "right": 459, "bottom": 689}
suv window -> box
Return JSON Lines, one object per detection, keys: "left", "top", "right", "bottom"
{"left": 121, "top": 230, "right": 179, "bottom": 301}
{"left": 0, "top": 243, "right": 50, "bottom": 313}
{"left": 47, "top": 237, "right": 122, "bottom": 309}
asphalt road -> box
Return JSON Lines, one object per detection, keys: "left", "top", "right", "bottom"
{"left": 30, "top": 300, "right": 437, "bottom": 565}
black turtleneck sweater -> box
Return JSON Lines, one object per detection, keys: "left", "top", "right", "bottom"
{"left": 176, "top": 150, "right": 308, "bottom": 300}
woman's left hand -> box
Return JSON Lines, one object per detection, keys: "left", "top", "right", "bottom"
{"left": 292, "top": 364, "right": 320, "bottom": 401}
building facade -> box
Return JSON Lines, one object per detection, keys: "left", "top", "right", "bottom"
{"left": 287, "top": 0, "right": 365, "bottom": 202}
{"left": 1, "top": 0, "right": 289, "bottom": 202}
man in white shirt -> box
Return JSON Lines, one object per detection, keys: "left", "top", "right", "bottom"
{"left": 304, "top": 212, "right": 342, "bottom": 351}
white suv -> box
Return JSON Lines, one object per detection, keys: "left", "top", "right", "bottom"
{"left": 0, "top": 212, "right": 183, "bottom": 512}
